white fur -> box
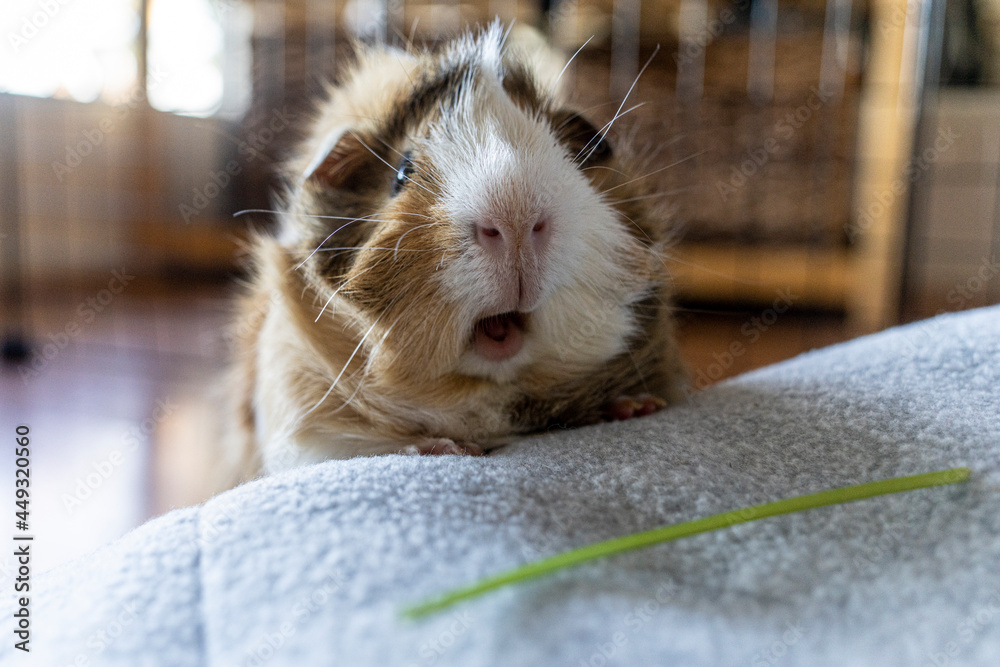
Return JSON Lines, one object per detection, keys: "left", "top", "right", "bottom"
{"left": 430, "top": 57, "right": 643, "bottom": 382}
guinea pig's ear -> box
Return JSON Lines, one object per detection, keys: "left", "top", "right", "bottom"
{"left": 506, "top": 25, "right": 568, "bottom": 98}
{"left": 550, "top": 110, "right": 613, "bottom": 166}
{"left": 301, "top": 127, "right": 380, "bottom": 191}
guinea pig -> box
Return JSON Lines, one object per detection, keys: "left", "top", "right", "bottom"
{"left": 228, "top": 22, "right": 687, "bottom": 476}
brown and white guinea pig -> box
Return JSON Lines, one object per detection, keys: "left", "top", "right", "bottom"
{"left": 229, "top": 22, "right": 687, "bottom": 477}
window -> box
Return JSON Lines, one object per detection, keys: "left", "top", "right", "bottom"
{"left": 1, "top": 0, "right": 250, "bottom": 117}
{"left": 2, "top": 0, "right": 141, "bottom": 103}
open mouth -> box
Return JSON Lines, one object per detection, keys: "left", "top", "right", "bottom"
{"left": 473, "top": 311, "right": 527, "bottom": 362}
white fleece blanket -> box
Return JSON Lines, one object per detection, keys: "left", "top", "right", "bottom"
{"left": 5, "top": 306, "right": 1000, "bottom": 667}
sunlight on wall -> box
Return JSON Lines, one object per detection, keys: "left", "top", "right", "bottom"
{"left": 1, "top": 0, "right": 250, "bottom": 117}
{"left": 1, "top": 0, "right": 140, "bottom": 104}
{"left": 147, "top": 0, "right": 224, "bottom": 116}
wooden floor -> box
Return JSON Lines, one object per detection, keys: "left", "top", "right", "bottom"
{"left": 0, "top": 282, "right": 851, "bottom": 576}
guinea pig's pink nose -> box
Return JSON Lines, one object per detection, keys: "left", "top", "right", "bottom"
{"left": 475, "top": 216, "right": 551, "bottom": 253}
{"left": 475, "top": 215, "right": 550, "bottom": 312}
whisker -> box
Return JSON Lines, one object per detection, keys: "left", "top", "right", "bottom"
{"left": 572, "top": 100, "right": 630, "bottom": 118}
{"left": 356, "top": 303, "right": 407, "bottom": 383}
{"left": 576, "top": 45, "right": 660, "bottom": 164}
{"left": 236, "top": 208, "right": 431, "bottom": 222}
{"left": 328, "top": 368, "right": 365, "bottom": 415}
{"left": 314, "top": 261, "right": 382, "bottom": 321}
{"left": 301, "top": 211, "right": 432, "bottom": 222}
{"left": 608, "top": 187, "right": 695, "bottom": 205}
{"left": 350, "top": 132, "right": 440, "bottom": 198}
{"left": 313, "top": 286, "right": 342, "bottom": 323}
{"left": 662, "top": 252, "right": 769, "bottom": 288}
{"left": 407, "top": 18, "right": 420, "bottom": 46}
{"left": 393, "top": 222, "right": 446, "bottom": 260}
{"left": 377, "top": 137, "right": 445, "bottom": 189}
{"left": 616, "top": 210, "right": 655, "bottom": 245}
{"left": 295, "top": 212, "right": 440, "bottom": 270}
{"left": 311, "top": 240, "right": 445, "bottom": 322}
{"left": 600, "top": 151, "right": 706, "bottom": 195}
{"left": 296, "top": 315, "right": 383, "bottom": 423}
{"left": 601, "top": 46, "right": 660, "bottom": 136}
{"left": 233, "top": 208, "right": 282, "bottom": 218}
{"left": 314, "top": 246, "right": 445, "bottom": 253}
{"left": 295, "top": 212, "right": 393, "bottom": 270}
{"left": 233, "top": 208, "right": 433, "bottom": 229}
{"left": 550, "top": 36, "right": 594, "bottom": 96}
{"left": 581, "top": 165, "right": 628, "bottom": 176}
{"left": 575, "top": 102, "right": 647, "bottom": 164}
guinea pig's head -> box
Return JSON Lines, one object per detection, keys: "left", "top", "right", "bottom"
{"left": 281, "top": 24, "right": 664, "bottom": 390}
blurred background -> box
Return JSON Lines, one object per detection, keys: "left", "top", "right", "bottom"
{"left": 1, "top": 0, "right": 998, "bottom": 577}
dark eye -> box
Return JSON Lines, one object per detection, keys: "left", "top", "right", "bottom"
{"left": 392, "top": 151, "right": 415, "bottom": 195}
{"left": 552, "top": 111, "right": 614, "bottom": 167}
{"left": 583, "top": 134, "right": 612, "bottom": 165}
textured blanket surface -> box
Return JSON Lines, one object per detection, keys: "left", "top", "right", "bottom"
{"left": 4, "top": 306, "right": 1000, "bottom": 666}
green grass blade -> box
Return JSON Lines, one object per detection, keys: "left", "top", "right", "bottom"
{"left": 403, "top": 467, "right": 970, "bottom": 619}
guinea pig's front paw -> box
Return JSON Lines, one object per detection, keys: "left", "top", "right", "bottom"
{"left": 606, "top": 395, "right": 667, "bottom": 421}
{"left": 401, "top": 438, "right": 485, "bottom": 456}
